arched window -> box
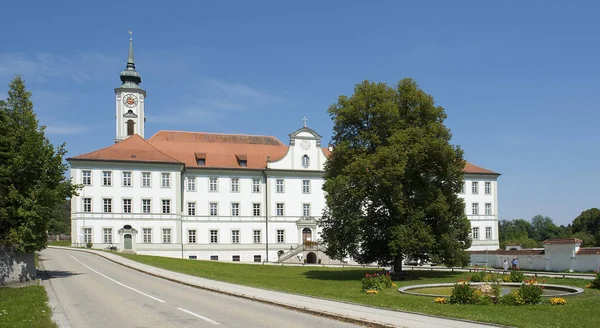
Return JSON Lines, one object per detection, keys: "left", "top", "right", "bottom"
{"left": 302, "top": 155, "right": 310, "bottom": 168}
{"left": 127, "top": 120, "right": 135, "bottom": 136}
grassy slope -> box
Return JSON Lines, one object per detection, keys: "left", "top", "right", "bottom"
{"left": 117, "top": 253, "right": 599, "bottom": 328}
{"left": 0, "top": 285, "right": 56, "bottom": 328}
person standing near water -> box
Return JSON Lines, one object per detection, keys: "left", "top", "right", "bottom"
{"left": 503, "top": 259, "right": 509, "bottom": 272}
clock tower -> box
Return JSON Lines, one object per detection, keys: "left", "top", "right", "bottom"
{"left": 114, "top": 32, "right": 146, "bottom": 143}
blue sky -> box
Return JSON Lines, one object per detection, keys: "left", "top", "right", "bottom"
{"left": 0, "top": 1, "right": 598, "bottom": 226}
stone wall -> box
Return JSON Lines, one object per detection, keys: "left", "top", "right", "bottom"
{"left": 0, "top": 245, "right": 36, "bottom": 286}
{"left": 469, "top": 239, "right": 600, "bottom": 272}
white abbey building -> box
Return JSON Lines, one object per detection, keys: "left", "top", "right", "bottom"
{"left": 68, "top": 39, "right": 500, "bottom": 263}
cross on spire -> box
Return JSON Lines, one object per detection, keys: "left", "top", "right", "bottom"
{"left": 302, "top": 116, "right": 308, "bottom": 128}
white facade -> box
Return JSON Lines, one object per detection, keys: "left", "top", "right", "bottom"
{"left": 459, "top": 175, "right": 500, "bottom": 250}
{"left": 68, "top": 39, "right": 500, "bottom": 263}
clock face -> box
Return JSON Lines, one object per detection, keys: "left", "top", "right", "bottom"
{"left": 123, "top": 94, "right": 138, "bottom": 108}
{"left": 300, "top": 140, "right": 311, "bottom": 150}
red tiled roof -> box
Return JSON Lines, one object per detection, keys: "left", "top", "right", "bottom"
{"left": 463, "top": 162, "right": 498, "bottom": 175}
{"left": 69, "top": 131, "right": 499, "bottom": 173}
{"left": 542, "top": 238, "right": 583, "bottom": 245}
{"left": 147, "top": 131, "right": 289, "bottom": 169}
{"left": 68, "top": 134, "right": 182, "bottom": 164}
{"left": 576, "top": 247, "right": 600, "bottom": 255}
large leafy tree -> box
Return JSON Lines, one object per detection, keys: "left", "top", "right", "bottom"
{"left": 0, "top": 76, "right": 78, "bottom": 253}
{"left": 572, "top": 208, "right": 600, "bottom": 246}
{"left": 320, "top": 79, "right": 471, "bottom": 270}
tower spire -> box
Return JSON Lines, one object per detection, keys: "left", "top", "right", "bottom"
{"left": 119, "top": 31, "right": 141, "bottom": 88}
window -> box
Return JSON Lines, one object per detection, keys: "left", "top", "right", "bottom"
{"left": 277, "top": 229, "right": 285, "bottom": 243}
{"left": 102, "top": 171, "right": 112, "bottom": 186}
{"left": 122, "top": 199, "right": 132, "bottom": 213}
{"left": 103, "top": 198, "right": 112, "bottom": 213}
{"left": 161, "top": 173, "right": 171, "bottom": 188}
{"left": 472, "top": 203, "right": 479, "bottom": 215}
{"left": 472, "top": 227, "right": 479, "bottom": 240}
{"left": 143, "top": 228, "right": 152, "bottom": 243}
{"left": 83, "top": 198, "right": 92, "bottom": 212}
{"left": 485, "top": 227, "right": 492, "bottom": 240}
{"left": 472, "top": 181, "right": 478, "bottom": 194}
{"left": 142, "top": 199, "right": 151, "bottom": 214}
{"left": 82, "top": 170, "right": 92, "bottom": 185}
{"left": 209, "top": 177, "right": 218, "bottom": 192}
{"left": 197, "top": 158, "right": 206, "bottom": 166}
{"left": 303, "top": 203, "right": 311, "bottom": 217}
{"left": 232, "top": 255, "right": 240, "bottom": 262}
{"left": 188, "top": 230, "right": 197, "bottom": 243}
{"left": 253, "top": 255, "right": 261, "bottom": 263}
{"left": 126, "top": 119, "right": 134, "bottom": 136}
{"left": 253, "top": 203, "right": 261, "bottom": 216}
{"left": 103, "top": 228, "right": 112, "bottom": 244}
{"left": 142, "top": 172, "right": 151, "bottom": 187}
{"left": 210, "top": 230, "right": 218, "bottom": 243}
{"left": 252, "top": 178, "right": 261, "bottom": 193}
{"left": 485, "top": 203, "right": 492, "bottom": 215}
{"left": 460, "top": 183, "right": 465, "bottom": 194}
{"left": 187, "top": 177, "right": 196, "bottom": 191}
{"left": 485, "top": 182, "right": 491, "bottom": 194}
{"left": 83, "top": 228, "right": 92, "bottom": 243}
{"left": 187, "top": 202, "right": 196, "bottom": 216}
{"left": 162, "top": 199, "right": 171, "bottom": 214}
{"left": 231, "top": 230, "right": 240, "bottom": 244}
{"left": 122, "top": 171, "right": 132, "bottom": 187}
{"left": 276, "top": 203, "right": 284, "bottom": 216}
{"left": 210, "top": 255, "right": 219, "bottom": 261}
{"left": 210, "top": 203, "right": 218, "bottom": 216}
{"left": 276, "top": 179, "right": 284, "bottom": 193}
{"left": 231, "top": 178, "right": 239, "bottom": 192}
{"left": 253, "top": 230, "right": 261, "bottom": 243}
{"left": 302, "top": 180, "right": 310, "bottom": 194}
{"left": 302, "top": 155, "right": 310, "bottom": 168}
{"left": 231, "top": 203, "right": 239, "bottom": 216}
{"left": 162, "top": 229, "right": 172, "bottom": 243}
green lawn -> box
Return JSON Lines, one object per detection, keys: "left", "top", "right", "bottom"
{"left": 0, "top": 285, "right": 56, "bottom": 328}
{"left": 47, "top": 240, "right": 71, "bottom": 247}
{"left": 116, "top": 253, "right": 599, "bottom": 328}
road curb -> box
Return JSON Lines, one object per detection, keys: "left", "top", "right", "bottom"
{"left": 38, "top": 254, "right": 72, "bottom": 328}
{"left": 49, "top": 246, "right": 506, "bottom": 328}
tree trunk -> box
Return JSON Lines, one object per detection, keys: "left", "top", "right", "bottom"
{"left": 394, "top": 254, "right": 403, "bottom": 272}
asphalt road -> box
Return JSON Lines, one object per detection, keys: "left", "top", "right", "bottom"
{"left": 39, "top": 248, "right": 361, "bottom": 328}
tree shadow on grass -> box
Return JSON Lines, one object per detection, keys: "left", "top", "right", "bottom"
{"left": 303, "top": 269, "right": 459, "bottom": 281}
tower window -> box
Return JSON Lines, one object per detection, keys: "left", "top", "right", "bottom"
{"left": 302, "top": 155, "right": 310, "bottom": 168}
{"left": 127, "top": 119, "right": 135, "bottom": 136}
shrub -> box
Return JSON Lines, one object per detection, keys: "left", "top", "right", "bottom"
{"left": 86, "top": 242, "right": 93, "bottom": 248}
{"left": 361, "top": 272, "right": 393, "bottom": 291}
{"left": 590, "top": 272, "right": 600, "bottom": 289}
{"left": 499, "top": 291, "right": 525, "bottom": 306}
{"left": 450, "top": 282, "right": 475, "bottom": 304}
{"left": 509, "top": 270, "right": 525, "bottom": 282}
{"left": 519, "top": 279, "right": 543, "bottom": 305}
{"left": 549, "top": 297, "right": 567, "bottom": 305}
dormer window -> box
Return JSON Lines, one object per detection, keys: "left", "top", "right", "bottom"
{"left": 195, "top": 152, "right": 206, "bottom": 166}
{"left": 302, "top": 155, "right": 310, "bottom": 168}
{"left": 235, "top": 154, "right": 247, "bottom": 167}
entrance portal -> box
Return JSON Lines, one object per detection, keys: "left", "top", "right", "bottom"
{"left": 302, "top": 228, "right": 312, "bottom": 243}
{"left": 307, "top": 252, "right": 317, "bottom": 264}
{"left": 124, "top": 234, "right": 132, "bottom": 250}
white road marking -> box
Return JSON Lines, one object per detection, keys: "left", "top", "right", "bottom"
{"left": 69, "top": 254, "right": 166, "bottom": 303}
{"left": 177, "top": 307, "right": 220, "bottom": 325}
